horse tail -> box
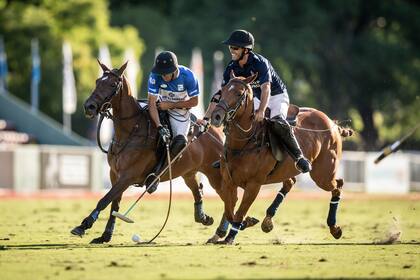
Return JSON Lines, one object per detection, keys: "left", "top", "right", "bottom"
{"left": 337, "top": 126, "right": 353, "bottom": 138}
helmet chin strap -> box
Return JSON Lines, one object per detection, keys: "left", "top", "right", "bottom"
{"left": 236, "top": 48, "right": 249, "bottom": 64}
{"left": 170, "top": 68, "right": 179, "bottom": 81}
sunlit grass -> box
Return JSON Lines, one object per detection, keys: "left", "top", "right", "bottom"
{"left": 0, "top": 195, "right": 419, "bottom": 279}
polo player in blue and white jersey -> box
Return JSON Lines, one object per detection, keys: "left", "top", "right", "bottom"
{"left": 147, "top": 51, "right": 199, "bottom": 193}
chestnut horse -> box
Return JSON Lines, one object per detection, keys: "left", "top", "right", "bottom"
{"left": 71, "top": 61, "right": 230, "bottom": 243}
{"left": 210, "top": 73, "right": 353, "bottom": 244}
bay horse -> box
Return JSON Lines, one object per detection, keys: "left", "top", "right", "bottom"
{"left": 210, "top": 73, "right": 353, "bottom": 244}
{"left": 71, "top": 61, "right": 230, "bottom": 243}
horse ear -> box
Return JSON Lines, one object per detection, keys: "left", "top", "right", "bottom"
{"left": 97, "top": 59, "right": 110, "bottom": 72}
{"left": 117, "top": 61, "right": 128, "bottom": 76}
{"left": 230, "top": 70, "right": 236, "bottom": 79}
{"left": 244, "top": 72, "right": 258, "bottom": 84}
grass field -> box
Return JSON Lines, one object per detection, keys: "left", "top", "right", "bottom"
{"left": 0, "top": 192, "right": 419, "bottom": 279}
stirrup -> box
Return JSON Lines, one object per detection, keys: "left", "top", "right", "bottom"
{"left": 295, "top": 157, "right": 312, "bottom": 173}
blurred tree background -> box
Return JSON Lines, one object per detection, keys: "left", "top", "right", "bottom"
{"left": 0, "top": 0, "right": 144, "bottom": 137}
{"left": 1, "top": 0, "right": 419, "bottom": 150}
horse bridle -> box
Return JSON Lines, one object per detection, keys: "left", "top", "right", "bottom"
{"left": 97, "top": 70, "right": 123, "bottom": 119}
{"left": 216, "top": 79, "right": 250, "bottom": 124}
{"left": 94, "top": 70, "right": 144, "bottom": 154}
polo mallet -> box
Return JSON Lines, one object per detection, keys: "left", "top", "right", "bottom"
{"left": 112, "top": 135, "right": 200, "bottom": 223}
{"left": 374, "top": 124, "right": 420, "bottom": 164}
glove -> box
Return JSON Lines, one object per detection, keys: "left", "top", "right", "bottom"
{"left": 200, "top": 117, "right": 210, "bottom": 133}
{"left": 158, "top": 125, "right": 171, "bottom": 144}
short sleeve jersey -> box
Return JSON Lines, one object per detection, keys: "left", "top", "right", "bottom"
{"left": 148, "top": 65, "right": 199, "bottom": 102}
{"left": 222, "top": 52, "right": 286, "bottom": 100}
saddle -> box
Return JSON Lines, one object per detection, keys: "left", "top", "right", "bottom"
{"left": 267, "top": 104, "right": 300, "bottom": 162}
{"left": 137, "top": 100, "right": 197, "bottom": 158}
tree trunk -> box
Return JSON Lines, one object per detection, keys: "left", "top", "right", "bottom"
{"left": 358, "top": 105, "right": 378, "bottom": 151}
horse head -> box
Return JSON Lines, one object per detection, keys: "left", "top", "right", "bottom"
{"left": 84, "top": 60, "right": 128, "bottom": 119}
{"left": 211, "top": 72, "right": 257, "bottom": 127}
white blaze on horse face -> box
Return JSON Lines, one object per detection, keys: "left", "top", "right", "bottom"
{"left": 101, "top": 76, "right": 109, "bottom": 81}
{"left": 228, "top": 85, "right": 235, "bottom": 92}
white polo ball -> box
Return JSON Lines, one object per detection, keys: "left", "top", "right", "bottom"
{"left": 132, "top": 234, "right": 141, "bottom": 243}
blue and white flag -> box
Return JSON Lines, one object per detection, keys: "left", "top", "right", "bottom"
{"left": 31, "top": 38, "right": 41, "bottom": 111}
{"left": 0, "top": 36, "right": 8, "bottom": 94}
{"left": 62, "top": 41, "right": 77, "bottom": 114}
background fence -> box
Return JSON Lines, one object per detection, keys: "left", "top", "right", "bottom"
{"left": 1, "top": 145, "right": 419, "bottom": 195}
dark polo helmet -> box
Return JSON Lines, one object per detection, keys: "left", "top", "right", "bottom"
{"left": 222, "top": 29, "right": 254, "bottom": 49}
{"left": 152, "top": 51, "right": 178, "bottom": 75}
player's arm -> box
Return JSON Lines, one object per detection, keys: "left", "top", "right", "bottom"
{"left": 203, "top": 90, "right": 221, "bottom": 120}
{"left": 255, "top": 61, "right": 272, "bottom": 122}
{"left": 158, "top": 96, "right": 198, "bottom": 110}
{"left": 255, "top": 82, "right": 271, "bottom": 122}
{"left": 148, "top": 94, "right": 161, "bottom": 128}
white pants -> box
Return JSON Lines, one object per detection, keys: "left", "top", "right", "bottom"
{"left": 168, "top": 108, "right": 190, "bottom": 140}
{"left": 253, "top": 91, "right": 290, "bottom": 119}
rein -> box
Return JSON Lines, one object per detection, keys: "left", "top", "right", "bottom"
{"left": 95, "top": 73, "right": 145, "bottom": 154}
{"left": 221, "top": 79, "right": 261, "bottom": 145}
{"left": 96, "top": 103, "right": 144, "bottom": 155}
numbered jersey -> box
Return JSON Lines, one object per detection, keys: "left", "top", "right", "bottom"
{"left": 148, "top": 65, "right": 199, "bottom": 104}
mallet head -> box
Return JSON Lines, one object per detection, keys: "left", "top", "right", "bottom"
{"left": 112, "top": 211, "right": 134, "bottom": 223}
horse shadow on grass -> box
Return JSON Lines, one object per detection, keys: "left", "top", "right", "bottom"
{"left": 1, "top": 240, "right": 419, "bottom": 251}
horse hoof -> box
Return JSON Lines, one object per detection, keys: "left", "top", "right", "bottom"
{"left": 216, "top": 237, "right": 234, "bottom": 245}
{"left": 201, "top": 215, "right": 214, "bottom": 226}
{"left": 244, "top": 216, "right": 259, "bottom": 229}
{"left": 90, "top": 232, "right": 111, "bottom": 244}
{"left": 206, "top": 234, "right": 221, "bottom": 244}
{"left": 70, "top": 226, "right": 85, "bottom": 237}
{"left": 90, "top": 237, "right": 105, "bottom": 244}
{"left": 261, "top": 216, "right": 274, "bottom": 233}
{"left": 329, "top": 225, "right": 342, "bottom": 239}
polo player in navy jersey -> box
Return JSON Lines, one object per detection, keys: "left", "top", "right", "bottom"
{"left": 198, "top": 30, "right": 311, "bottom": 173}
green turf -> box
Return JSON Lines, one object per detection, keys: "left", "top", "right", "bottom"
{"left": 0, "top": 194, "right": 419, "bottom": 279}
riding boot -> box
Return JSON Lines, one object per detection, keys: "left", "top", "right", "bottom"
{"left": 169, "top": 135, "right": 187, "bottom": 159}
{"left": 270, "top": 116, "right": 312, "bottom": 173}
{"left": 145, "top": 152, "right": 167, "bottom": 194}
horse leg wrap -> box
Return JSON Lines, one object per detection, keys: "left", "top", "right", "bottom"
{"left": 82, "top": 210, "right": 99, "bottom": 229}
{"left": 194, "top": 200, "right": 205, "bottom": 222}
{"left": 266, "top": 190, "right": 287, "bottom": 217}
{"left": 104, "top": 218, "right": 115, "bottom": 235}
{"left": 216, "top": 218, "right": 230, "bottom": 238}
{"left": 327, "top": 196, "right": 340, "bottom": 226}
{"left": 267, "top": 191, "right": 287, "bottom": 216}
{"left": 225, "top": 222, "right": 241, "bottom": 240}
